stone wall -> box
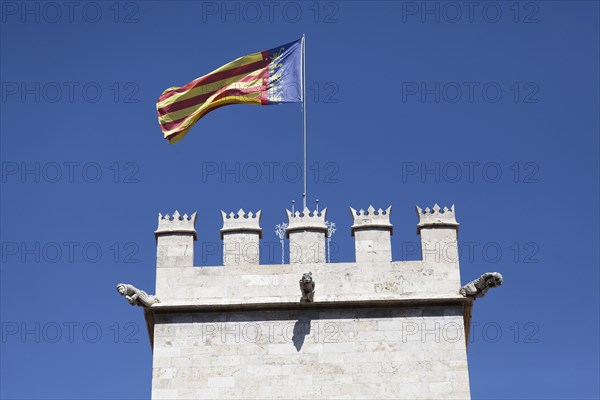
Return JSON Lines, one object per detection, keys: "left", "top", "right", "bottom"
{"left": 147, "top": 204, "right": 471, "bottom": 399}
{"left": 151, "top": 305, "right": 470, "bottom": 399}
{"left": 154, "top": 261, "right": 461, "bottom": 306}
{"left": 153, "top": 204, "right": 461, "bottom": 306}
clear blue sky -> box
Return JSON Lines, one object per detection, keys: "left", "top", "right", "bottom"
{"left": 1, "top": 1, "right": 598, "bottom": 399}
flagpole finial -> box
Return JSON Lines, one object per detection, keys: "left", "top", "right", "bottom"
{"left": 316, "top": 199, "right": 319, "bottom": 213}
{"left": 292, "top": 200, "right": 296, "bottom": 214}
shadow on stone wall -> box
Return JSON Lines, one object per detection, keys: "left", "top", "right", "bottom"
{"left": 292, "top": 316, "right": 312, "bottom": 351}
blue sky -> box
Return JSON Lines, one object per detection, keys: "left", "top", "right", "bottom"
{"left": 1, "top": 1, "right": 598, "bottom": 399}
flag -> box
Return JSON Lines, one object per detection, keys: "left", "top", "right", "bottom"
{"left": 157, "top": 38, "right": 303, "bottom": 144}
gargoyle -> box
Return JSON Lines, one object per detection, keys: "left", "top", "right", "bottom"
{"left": 459, "top": 272, "right": 503, "bottom": 299}
{"left": 299, "top": 272, "right": 315, "bottom": 302}
{"left": 116, "top": 283, "right": 160, "bottom": 307}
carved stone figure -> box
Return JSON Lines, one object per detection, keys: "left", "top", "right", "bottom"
{"left": 299, "top": 272, "right": 315, "bottom": 302}
{"left": 459, "top": 272, "right": 503, "bottom": 299}
{"left": 116, "top": 283, "right": 160, "bottom": 307}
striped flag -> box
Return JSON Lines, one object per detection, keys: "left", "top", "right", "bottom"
{"left": 157, "top": 39, "right": 303, "bottom": 144}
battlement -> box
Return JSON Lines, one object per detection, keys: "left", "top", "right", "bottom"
{"left": 350, "top": 205, "right": 393, "bottom": 236}
{"left": 153, "top": 203, "right": 464, "bottom": 301}
{"left": 416, "top": 204, "right": 459, "bottom": 234}
{"left": 285, "top": 207, "right": 327, "bottom": 235}
{"left": 284, "top": 207, "right": 328, "bottom": 263}
{"left": 220, "top": 209, "right": 262, "bottom": 239}
{"left": 220, "top": 209, "right": 262, "bottom": 266}
{"left": 350, "top": 205, "right": 393, "bottom": 263}
{"left": 154, "top": 210, "right": 197, "bottom": 239}
{"left": 147, "top": 202, "right": 473, "bottom": 400}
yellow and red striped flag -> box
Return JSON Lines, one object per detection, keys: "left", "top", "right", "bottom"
{"left": 157, "top": 39, "right": 303, "bottom": 144}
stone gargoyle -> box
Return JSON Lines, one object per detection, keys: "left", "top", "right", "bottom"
{"left": 299, "top": 272, "right": 315, "bottom": 302}
{"left": 459, "top": 272, "right": 503, "bottom": 299}
{"left": 116, "top": 283, "right": 160, "bottom": 307}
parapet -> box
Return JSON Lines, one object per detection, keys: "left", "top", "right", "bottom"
{"left": 220, "top": 209, "right": 262, "bottom": 239}
{"left": 154, "top": 211, "right": 198, "bottom": 240}
{"left": 153, "top": 203, "right": 466, "bottom": 303}
{"left": 350, "top": 205, "right": 393, "bottom": 236}
{"left": 416, "top": 204, "right": 459, "bottom": 234}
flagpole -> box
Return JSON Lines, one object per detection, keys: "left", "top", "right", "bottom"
{"left": 302, "top": 33, "right": 307, "bottom": 210}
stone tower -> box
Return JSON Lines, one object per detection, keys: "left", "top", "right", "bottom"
{"left": 118, "top": 204, "right": 502, "bottom": 399}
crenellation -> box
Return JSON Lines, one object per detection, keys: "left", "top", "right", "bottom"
{"left": 154, "top": 211, "right": 197, "bottom": 272}
{"left": 350, "top": 205, "right": 393, "bottom": 263}
{"left": 155, "top": 211, "right": 198, "bottom": 239}
{"left": 120, "top": 202, "right": 503, "bottom": 399}
{"left": 350, "top": 205, "right": 393, "bottom": 234}
{"left": 414, "top": 204, "right": 462, "bottom": 296}
{"left": 286, "top": 206, "right": 327, "bottom": 264}
{"left": 220, "top": 209, "right": 262, "bottom": 238}
{"left": 220, "top": 209, "right": 262, "bottom": 266}
{"left": 285, "top": 206, "right": 327, "bottom": 233}
{"left": 416, "top": 204, "right": 459, "bottom": 234}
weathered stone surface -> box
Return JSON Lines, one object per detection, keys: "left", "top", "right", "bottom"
{"left": 286, "top": 207, "right": 327, "bottom": 264}
{"left": 151, "top": 307, "right": 470, "bottom": 399}
{"left": 221, "top": 210, "right": 262, "bottom": 267}
{"left": 155, "top": 260, "right": 460, "bottom": 306}
{"left": 350, "top": 206, "right": 393, "bottom": 263}
{"left": 141, "top": 204, "right": 490, "bottom": 399}
{"left": 155, "top": 212, "right": 197, "bottom": 269}
{"left": 155, "top": 211, "right": 198, "bottom": 237}
{"left": 416, "top": 204, "right": 459, "bottom": 233}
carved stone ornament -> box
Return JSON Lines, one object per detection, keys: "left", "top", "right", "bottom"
{"left": 459, "top": 272, "right": 503, "bottom": 299}
{"left": 116, "top": 283, "right": 160, "bottom": 307}
{"left": 299, "top": 272, "right": 315, "bottom": 302}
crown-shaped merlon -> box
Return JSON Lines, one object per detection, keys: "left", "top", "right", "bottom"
{"left": 416, "top": 204, "right": 459, "bottom": 234}
{"left": 220, "top": 209, "right": 262, "bottom": 239}
{"left": 155, "top": 211, "right": 197, "bottom": 239}
{"left": 285, "top": 207, "right": 327, "bottom": 236}
{"left": 350, "top": 205, "right": 393, "bottom": 236}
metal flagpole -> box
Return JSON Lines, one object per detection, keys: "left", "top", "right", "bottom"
{"left": 302, "top": 33, "right": 307, "bottom": 210}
